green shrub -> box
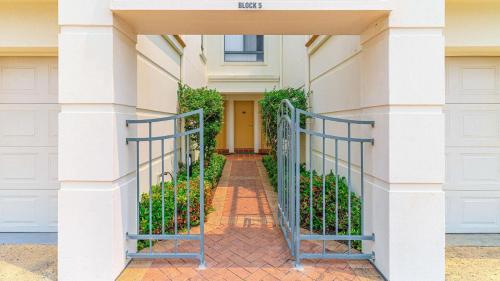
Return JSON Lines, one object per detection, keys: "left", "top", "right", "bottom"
{"left": 299, "top": 169, "right": 361, "bottom": 250}
{"left": 137, "top": 154, "right": 226, "bottom": 250}
{"left": 262, "top": 156, "right": 362, "bottom": 250}
{"left": 179, "top": 153, "right": 226, "bottom": 189}
{"left": 259, "top": 88, "right": 309, "bottom": 158}
{"left": 262, "top": 155, "right": 278, "bottom": 190}
{"left": 178, "top": 83, "right": 224, "bottom": 164}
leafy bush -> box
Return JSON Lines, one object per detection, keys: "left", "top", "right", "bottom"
{"left": 262, "top": 156, "right": 361, "bottom": 250}
{"left": 138, "top": 154, "right": 226, "bottom": 250}
{"left": 259, "top": 88, "right": 309, "bottom": 158}
{"left": 178, "top": 83, "right": 224, "bottom": 163}
{"left": 179, "top": 153, "right": 226, "bottom": 189}
{"left": 299, "top": 169, "right": 361, "bottom": 250}
{"left": 262, "top": 155, "right": 278, "bottom": 190}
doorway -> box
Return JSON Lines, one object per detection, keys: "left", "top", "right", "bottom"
{"left": 234, "top": 100, "right": 254, "bottom": 152}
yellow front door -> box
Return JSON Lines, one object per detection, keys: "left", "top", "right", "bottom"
{"left": 234, "top": 101, "right": 254, "bottom": 150}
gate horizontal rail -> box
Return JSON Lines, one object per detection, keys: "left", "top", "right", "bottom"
{"left": 125, "top": 109, "right": 205, "bottom": 267}
{"left": 276, "top": 100, "right": 375, "bottom": 269}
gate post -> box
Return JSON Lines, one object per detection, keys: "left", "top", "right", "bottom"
{"left": 58, "top": 1, "right": 138, "bottom": 280}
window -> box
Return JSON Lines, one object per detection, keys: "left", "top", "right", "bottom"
{"left": 224, "top": 35, "right": 264, "bottom": 62}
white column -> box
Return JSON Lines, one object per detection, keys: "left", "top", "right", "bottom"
{"left": 58, "top": 1, "right": 137, "bottom": 280}
{"left": 253, "top": 100, "right": 260, "bottom": 153}
{"left": 227, "top": 99, "right": 234, "bottom": 153}
{"left": 361, "top": 10, "right": 445, "bottom": 281}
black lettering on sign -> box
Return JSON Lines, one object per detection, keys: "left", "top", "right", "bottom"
{"left": 238, "top": 2, "right": 263, "bottom": 9}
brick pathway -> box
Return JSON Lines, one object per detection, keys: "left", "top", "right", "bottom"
{"left": 118, "top": 154, "right": 382, "bottom": 281}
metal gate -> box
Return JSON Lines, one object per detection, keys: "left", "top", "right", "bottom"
{"left": 276, "top": 100, "right": 375, "bottom": 268}
{"left": 125, "top": 109, "right": 205, "bottom": 267}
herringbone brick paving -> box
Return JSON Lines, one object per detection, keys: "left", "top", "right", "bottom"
{"left": 118, "top": 154, "right": 383, "bottom": 281}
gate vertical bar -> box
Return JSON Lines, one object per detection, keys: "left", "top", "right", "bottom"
{"left": 288, "top": 120, "right": 291, "bottom": 234}
{"left": 294, "top": 109, "right": 301, "bottom": 269}
{"left": 347, "top": 123, "right": 352, "bottom": 253}
{"left": 277, "top": 109, "right": 282, "bottom": 228}
{"left": 335, "top": 139, "right": 339, "bottom": 235}
{"left": 173, "top": 121, "right": 178, "bottom": 252}
{"left": 161, "top": 139, "right": 165, "bottom": 235}
{"left": 360, "top": 143, "right": 364, "bottom": 237}
{"left": 322, "top": 119, "right": 326, "bottom": 254}
{"left": 309, "top": 132, "right": 313, "bottom": 234}
{"left": 148, "top": 122, "right": 153, "bottom": 253}
{"left": 136, "top": 142, "right": 140, "bottom": 235}
{"left": 199, "top": 110, "right": 205, "bottom": 268}
{"left": 186, "top": 137, "right": 191, "bottom": 234}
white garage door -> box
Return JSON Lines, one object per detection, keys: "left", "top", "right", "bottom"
{"left": 0, "top": 57, "right": 59, "bottom": 232}
{"left": 445, "top": 57, "right": 500, "bottom": 233}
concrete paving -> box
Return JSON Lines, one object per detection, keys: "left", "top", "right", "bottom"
{"left": 0, "top": 233, "right": 57, "bottom": 245}
{"left": 446, "top": 234, "right": 500, "bottom": 247}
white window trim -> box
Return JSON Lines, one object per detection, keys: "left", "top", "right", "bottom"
{"left": 221, "top": 35, "right": 268, "bottom": 67}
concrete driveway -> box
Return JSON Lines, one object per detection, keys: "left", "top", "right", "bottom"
{"left": 0, "top": 233, "right": 57, "bottom": 281}
{"left": 446, "top": 234, "right": 500, "bottom": 281}
{"left": 0, "top": 244, "right": 57, "bottom": 281}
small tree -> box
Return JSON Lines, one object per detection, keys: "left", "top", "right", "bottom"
{"left": 259, "top": 87, "right": 309, "bottom": 158}
{"left": 178, "top": 83, "right": 224, "bottom": 163}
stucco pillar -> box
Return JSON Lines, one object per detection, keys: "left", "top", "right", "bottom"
{"left": 58, "top": 1, "right": 137, "bottom": 280}
{"left": 227, "top": 99, "right": 235, "bottom": 153}
{"left": 361, "top": 11, "right": 445, "bottom": 281}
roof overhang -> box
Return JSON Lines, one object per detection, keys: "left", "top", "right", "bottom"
{"left": 111, "top": 0, "right": 390, "bottom": 35}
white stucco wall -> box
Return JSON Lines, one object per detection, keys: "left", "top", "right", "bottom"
{"left": 308, "top": 35, "right": 364, "bottom": 183}
{"left": 136, "top": 34, "right": 207, "bottom": 193}
{"left": 445, "top": 0, "right": 500, "bottom": 54}
{"left": 206, "top": 35, "right": 281, "bottom": 92}
{"left": 281, "top": 36, "right": 307, "bottom": 89}
{"left": 182, "top": 35, "right": 207, "bottom": 88}
{"left": 0, "top": 1, "right": 58, "bottom": 55}
{"left": 135, "top": 35, "right": 180, "bottom": 194}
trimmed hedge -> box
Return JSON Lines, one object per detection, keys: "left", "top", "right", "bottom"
{"left": 262, "top": 155, "right": 278, "bottom": 190}
{"left": 262, "top": 155, "right": 361, "bottom": 250}
{"left": 137, "top": 154, "right": 226, "bottom": 250}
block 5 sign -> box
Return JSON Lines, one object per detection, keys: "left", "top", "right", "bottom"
{"left": 238, "top": 2, "right": 263, "bottom": 9}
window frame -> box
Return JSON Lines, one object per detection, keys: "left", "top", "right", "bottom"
{"left": 223, "top": 35, "right": 264, "bottom": 63}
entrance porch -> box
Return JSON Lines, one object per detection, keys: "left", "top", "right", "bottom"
{"left": 57, "top": 1, "right": 445, "bottom": 280}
